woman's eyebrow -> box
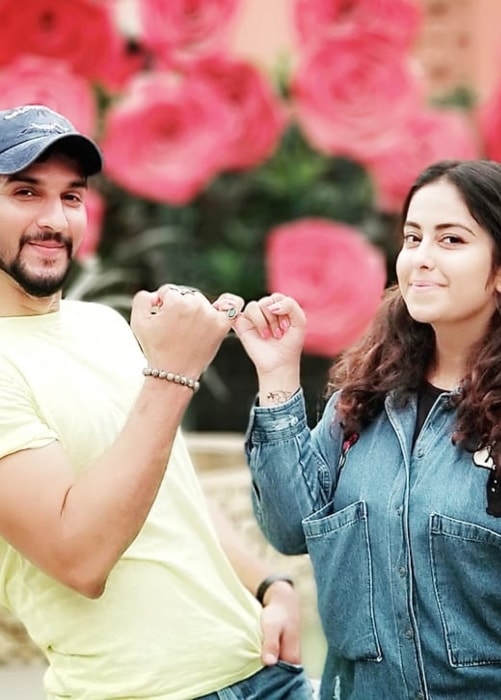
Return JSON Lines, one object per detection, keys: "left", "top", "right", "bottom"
{"left": 404, "top": 220, "right": 475, "bottom": 235}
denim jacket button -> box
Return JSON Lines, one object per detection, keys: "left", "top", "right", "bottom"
{"left": 415, "top": 693, "right": 425, "bottom": 700}
{"left": 404, "top": 628, "right": 414, "bottom": 639}
{"left": 398, "top": 566, "right": 407, "bottom": 577}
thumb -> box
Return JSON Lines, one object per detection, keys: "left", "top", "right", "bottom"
{"left": 131, "top": 290, "right": 157, "bottom": 323}
{"left": 260, "top": 616, "right": 280, "bottom": 666}
{"left": 232, "top": 313, "right": 254, "bottom": 338}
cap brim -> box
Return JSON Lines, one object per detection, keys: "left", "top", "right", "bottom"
{"left": 0, "top": 132, "right": 102, "bottom": 177}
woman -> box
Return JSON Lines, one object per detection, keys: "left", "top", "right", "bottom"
{"left": 236, "top": 160, "right": 501, "bottom": 699}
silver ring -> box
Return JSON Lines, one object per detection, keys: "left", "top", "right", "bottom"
{"left": 168, "top": 284, "right": 197, "bottom": 296}
{"left": 226, "top": 307, "right": 238, "bottom": 320}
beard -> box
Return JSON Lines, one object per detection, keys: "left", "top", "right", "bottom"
{"left": 0, "top": 233, "right": 73, "bottom": 297}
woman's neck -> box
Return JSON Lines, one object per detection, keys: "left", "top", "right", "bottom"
{"left": 428, "top": 333, "right": 475, "bottom": 390}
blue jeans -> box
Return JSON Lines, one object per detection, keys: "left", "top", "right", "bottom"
{"left": 196, "top": 661, "right": 314, "bottom": 699}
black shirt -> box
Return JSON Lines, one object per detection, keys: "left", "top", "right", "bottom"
{"left": 413, "top": 381, "right": 444, "bottom": 447}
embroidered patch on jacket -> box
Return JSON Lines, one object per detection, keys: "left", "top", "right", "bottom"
{"left": 473, "top": 447, "right": 495, "bottom": 470}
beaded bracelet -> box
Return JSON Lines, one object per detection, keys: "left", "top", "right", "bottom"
{"left": 142, "top": 367, "right": 201, "bottom": 393}
{"left": 256, "top": 574, "right": 294, "bottom": 605}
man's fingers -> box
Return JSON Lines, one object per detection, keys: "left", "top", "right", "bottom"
{"left": 260, "top": 615, "right": 281, "bottom": 666}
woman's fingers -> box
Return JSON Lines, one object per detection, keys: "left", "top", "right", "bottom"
{"left": 243, "top": 294, "right": 303, "bottom": 338}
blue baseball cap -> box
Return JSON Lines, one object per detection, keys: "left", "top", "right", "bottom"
{"left": 0, "top": 104, "right": 102, "bottom": 176}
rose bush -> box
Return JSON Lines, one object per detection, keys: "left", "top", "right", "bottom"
{"left": 0, "top": 0, "right": 498, "bottom": 426}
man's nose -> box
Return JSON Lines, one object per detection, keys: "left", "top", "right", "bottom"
{"left": 35, "top": 198, "right": 69, "bottom": 232}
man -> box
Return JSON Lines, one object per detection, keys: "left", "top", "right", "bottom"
{"left": 0, "top": 105, "right": 313, "bottom": 699}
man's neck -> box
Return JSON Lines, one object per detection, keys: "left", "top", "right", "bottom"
{"left": 0, "top": 278, "right": 61, "bottom": 317}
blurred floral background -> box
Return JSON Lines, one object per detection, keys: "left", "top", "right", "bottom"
{"left": 1, "top": 0, "right": 500, "bottom": 430}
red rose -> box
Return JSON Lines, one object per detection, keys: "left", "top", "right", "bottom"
{"left": 366, "top": 109, "right": 479, "bottom": 212}
{"left": 0, "top": 55, "right": 97, "bottom": 136}
{"left": 477, "top": 84, "right": 501, "bottom": 162}
{"left": 266, "top": 218, "right": 387, "bottom": 357}
{"left": 292, "top": 28, "right": 422, "bottom": 162}
{"left": 294, "top": 0, "right": 422, "bottom": 50}
{"left": 100, "top": 71, "right": 234, "bottom": 205}
{"left": 0, "top": 0, "right": 123, "bottom": 87}
{"left": 184, "top": 53, "right": 287, "bottom": 170}
{"left": 140, "top": 0, "right": 238, "bottom": 62}
{"left": 77, "top": 188, "right": 105, "bottom": 261}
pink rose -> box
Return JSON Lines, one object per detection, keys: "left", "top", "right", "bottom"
{"left": 292, "top": 28, "right": 422, "bottom": 162}
{"left": 184, "top": 53, "right": 287, "bottom": 170}
{"left": 139, "top": 0, "right": 238, "bottom": 62}
{"left": 477, "top": 85, "right": 501, "bottom": 162}
{"left": 366, "top": 109, "right": 479, "bottom": 212}
{"left": 100, "top": 71, "right": 234, "bottom": 205}
{"left": 294, "top": 0, "right": 422, "bottom": 51}
{"left": 0, "top": 55, "right": 97, "bottom": 136}
{"left": 0, "top": 0, "right": 123, "bottom": 87}
{"left": 266, "top": 218, "right": 387, "bottom": 357}
{"left": 100, "top": 37, "right": 151, "bottom": 93}
{"left": 77, "top": 188, "right": 105, "bottom": 261}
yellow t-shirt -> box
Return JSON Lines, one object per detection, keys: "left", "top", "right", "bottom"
{"left": 0, "top": 301, "right": 263, "bottom": 699}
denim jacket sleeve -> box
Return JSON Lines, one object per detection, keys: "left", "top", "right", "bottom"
{"left": 244, "top": 389, "right": 344, "bottom": 555}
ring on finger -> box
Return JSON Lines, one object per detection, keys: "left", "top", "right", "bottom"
{"left": 168, "top": 284, "right": 197, "bottom": 296}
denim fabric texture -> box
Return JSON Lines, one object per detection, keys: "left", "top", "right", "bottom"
{"left": 196, "top": 662, "right": 314, "bottom": 699}
{"left": 245, "top": 389, "right": 501, "bottom": 700}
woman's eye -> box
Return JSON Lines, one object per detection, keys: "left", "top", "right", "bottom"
{"left": 403, "top": 233, "right": 420, "bottom": 244}
{"left": 441, "top": 235, "right": 463, "bottom": 245}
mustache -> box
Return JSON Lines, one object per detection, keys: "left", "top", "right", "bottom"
{"left": 20, "top": 231, "right": 72, "bottom": 249}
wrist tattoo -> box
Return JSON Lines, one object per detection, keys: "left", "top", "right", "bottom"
{"left": 266, "top": 390, "right": 292, "bottom": 405}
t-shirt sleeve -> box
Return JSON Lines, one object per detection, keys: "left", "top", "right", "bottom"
{"left": 0, "top": 356, "right": 58, "bottom": 460}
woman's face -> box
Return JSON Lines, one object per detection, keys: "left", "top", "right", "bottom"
{"left": 396, "top": 179, "right": 501, "bottom": 334}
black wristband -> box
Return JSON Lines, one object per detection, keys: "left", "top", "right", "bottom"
{"left": 256, "top": 574, "right": 294, "bottom": 605}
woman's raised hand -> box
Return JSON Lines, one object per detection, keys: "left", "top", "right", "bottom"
{"left": 234, "top": 294, "right": 306, "bottom": 405}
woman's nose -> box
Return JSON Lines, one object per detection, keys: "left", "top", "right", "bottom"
{"left": 413, "top": 240, "right": 435, "bottom": 269}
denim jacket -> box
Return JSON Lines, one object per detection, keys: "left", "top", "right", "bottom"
{"left": 245, "top": 389, "right": 501, "bottom": 700}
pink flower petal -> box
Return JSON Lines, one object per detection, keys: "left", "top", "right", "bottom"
{"left": 266, "top": 218, "right": 387, "bottom": 357}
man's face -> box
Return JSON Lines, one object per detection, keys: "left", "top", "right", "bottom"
{"left": 0, "top": 153, "right": 88, "bottom": 297}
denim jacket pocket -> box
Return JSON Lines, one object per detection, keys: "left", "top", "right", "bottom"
{"left": 303, "top": 500, "right": 382, "bottom": 662}
{"left": 430, "top": 513, "right": 501, "bottom": 667}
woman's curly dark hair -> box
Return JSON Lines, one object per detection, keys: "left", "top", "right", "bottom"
{"left": 327, "top": 159, "right": 501, "bottom": 474}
